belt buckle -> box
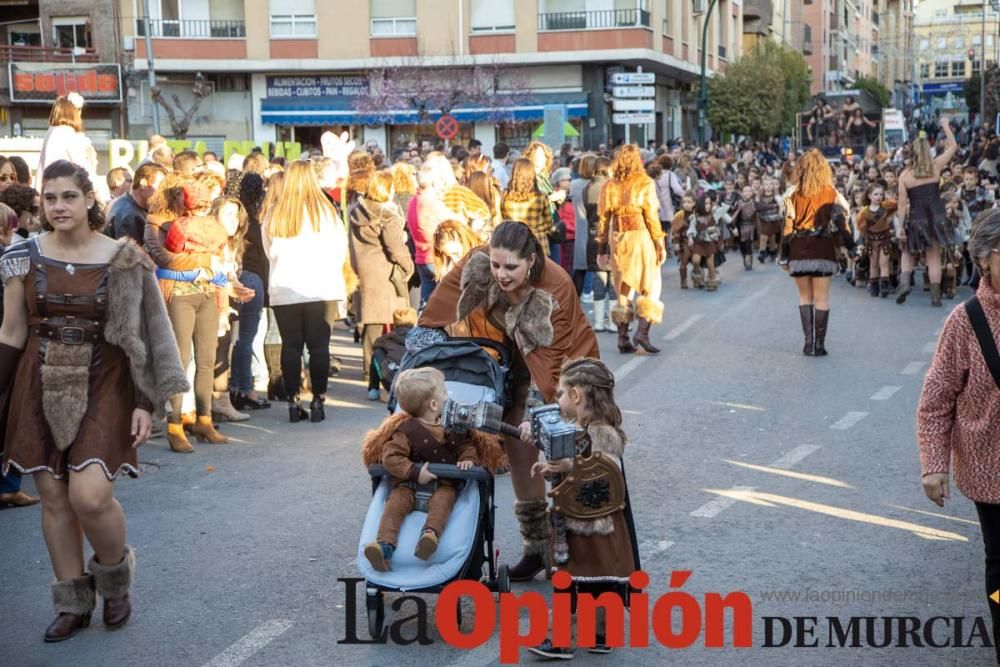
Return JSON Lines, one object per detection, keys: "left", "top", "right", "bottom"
{"left": 59, "top": 326, "right": 86, "bottom": 345}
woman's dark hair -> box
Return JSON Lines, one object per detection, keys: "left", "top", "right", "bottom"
{"left": 39, "top": 160, "right": 104, "bottom": 231}
{"left": 0, "top": 183, "right": 38, "bottom": 217}
{"left": 489, "top": 220, "right": 545, "bottom": 284}
{"left": 985, "top": 142, "right": 1000, "bottom": 161}
{"left": 695, "top": 194, "right": 712, "bottom": 215}
{"left": 238, "top": 172, "right": 266, "bottom": 221}
{"left": 9, "top": 156, "right": 30, "bottom": 184}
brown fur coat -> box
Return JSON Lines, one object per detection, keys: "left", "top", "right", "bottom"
{"left": 362, "top": 412, "right": 504, "bottom": 472}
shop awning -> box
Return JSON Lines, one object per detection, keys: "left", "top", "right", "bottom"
{"left": 260, "top": 92, "right": 589, "bottom": 126}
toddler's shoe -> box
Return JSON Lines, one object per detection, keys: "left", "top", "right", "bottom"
{"left": 367, "top": 389, "right": 380, "bottom": 401}
{"left": 364, "top": 542, "right": 394, "bottom": 572}
{"left": 414, "top": 529, "right": 438, "bottom": 560}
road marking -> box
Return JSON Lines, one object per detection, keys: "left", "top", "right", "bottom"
{"left": 639, "top": 539, "right": 675, "bottom": 557}
{"left": 614, "top": 356, "right": 646, "bottom": 382}
{"left": 870, "top": 386, "right": 901, "bottom": 401}
{"left": 203, "top": 619, "right": 293, "bottom": 667}
{"left": 769, "top": 444, "right": 822, "bottom": 469}
{"left": 901, "top": 361, "right": 926, "bottom": 376}
{"left": 706, "top": 400, "right": 765, "bottom": 412}
{"left": 691, "top": 486, "right": 754, "bottom": 518}
{"left": 716, "top": 285, "right": 771, "bottom": 322}
{"left": 830, "top": 411, "right": 869, "bottom": 430}
{"left": 663, "top": 313, "right": 705, "bottom": 340}
{"left": 887, "top": 504, "right": 980, "bottom": 526}
{"left": 922, "top": 341, "right": 938, "bottom": 355}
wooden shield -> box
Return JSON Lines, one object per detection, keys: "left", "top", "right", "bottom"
{"left": 549, "top": 452, "right": 626, "bottom": 520}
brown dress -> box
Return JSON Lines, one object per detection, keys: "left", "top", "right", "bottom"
{"left": 1, "top": 239, "right": 142, "bottom": 481}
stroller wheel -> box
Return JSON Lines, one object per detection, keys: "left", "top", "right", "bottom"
{"left": 497, "top": 564, "right": 511, "bottom": 594}
{"left": 367, "top": 594, "right": 385, "bottom": 639}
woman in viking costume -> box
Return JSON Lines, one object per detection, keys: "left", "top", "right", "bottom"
{"left": 0, "top": 160, "right": 188, "bottom": 642}
{"left": 416, "top": 221, "right": 598, "bottom": 582}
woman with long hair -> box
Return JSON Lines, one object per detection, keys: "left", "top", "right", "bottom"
{"left": 500, "top": 158, "right": 553, "bottom": 253}
{"left": 0, "top": 160, "right": 186, "bottom": 641}
{"left": 467, "top": 170, "right": 502, "bottom": 236}
{"left": 35, "top": 95, "right": 101, "bottom": 198}
{"left": 263, "top": 160, "right": 349, "bottom": 423}
{"left": 525, "top": 140, "right": 566, "bottom": 262}
{"left": 896, "top": 116, "right": 958, "bottom": 307}
{"left": 779, "top": 148, "right": 854, "bottom": 356}
{"left": 596, "top": 144, "right": 665, "bottom": 354}
{"left": 432, "top": 219, "right": 481, "bottom": 280}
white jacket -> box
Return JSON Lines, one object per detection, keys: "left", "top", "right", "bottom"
{"left": 262, "top": 209, "right": 348, "bottom": 306}
{"left": 35, "top": 125, "right": 105, "bottom": 198}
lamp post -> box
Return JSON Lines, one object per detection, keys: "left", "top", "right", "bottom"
{"left": 141, "top": 0, "right": 160, "bottom": 135}
{"left": 697, "top": 0, "right": 719, "bottom": 146}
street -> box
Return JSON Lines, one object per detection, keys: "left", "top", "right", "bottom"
{"left": 0, "top": 259, "right": 993, "bottom": 667}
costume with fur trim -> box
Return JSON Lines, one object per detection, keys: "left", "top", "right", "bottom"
{"left": 1, "top": 237, "right": 189, "bottom": 481}
{"left": 361, "top": 412, "right": 504, "bottom": 473}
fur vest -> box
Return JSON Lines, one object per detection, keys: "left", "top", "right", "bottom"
{"left": 564, "top": 423, "right": 627, "bottom": 536}
{"left": 104, "top": 239, "right": 190, "bottom": 418}
{"left": 361, "top": 412, "right": 505, "bottom": 472}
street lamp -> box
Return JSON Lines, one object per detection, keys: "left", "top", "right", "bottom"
{"left": 697, "top": 0, "right": 719, "bottom": 146}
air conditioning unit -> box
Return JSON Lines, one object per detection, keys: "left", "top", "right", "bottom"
{"left": 693, "top": 0, "right": 707, "bottom": 14}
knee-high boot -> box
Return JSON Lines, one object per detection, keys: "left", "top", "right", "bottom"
{"left": 611, "top": 305, "right": 637, "bottom": 354}
{"left": 89, "top": 546, "right": 134, "bottom": 629}
{"left": 510, "top": 500, "right": 550, "bottom": 582}
{"left": 799, "top": 305, "right": 815, "bottom": 356}
{"left": 813, "top": 309, "right": 829, "bottom": 356}
{"left": 633, "top": 296, "right": 663, "bottom": 354}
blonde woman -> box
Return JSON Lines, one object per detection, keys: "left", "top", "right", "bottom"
{"left": 779, "top": 149, "right": 854, "bottom": 356}
{"left": 896, "top": 116, "right": 958, "bottom": 307}
{"left": 262, "top": 160, "right": 348, "bottom": 423}
{"left": 432, "top": 219, "right": 482, "bottom": 280}
{"left": 35, "top": 94, "right": 102, "bottom": 199}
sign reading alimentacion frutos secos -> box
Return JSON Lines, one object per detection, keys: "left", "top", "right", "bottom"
{"left": 610, "top": 70, "right": 655, "bottom": 145}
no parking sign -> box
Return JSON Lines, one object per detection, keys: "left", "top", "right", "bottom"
{"left": 435, "top": 115, "right": 459, "bottom": 141}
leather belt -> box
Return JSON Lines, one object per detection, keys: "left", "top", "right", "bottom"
{"left": 32, "top": 316, "right": 103, "bottom": 345}
{"left": 613, "top": 214, "right": 644, "bottom": 232}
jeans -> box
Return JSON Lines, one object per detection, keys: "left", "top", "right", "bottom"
{"left": 167, "top": 292, "right": 220, "bottom": 420}
{"left": 0, "top": 470, "right": 21, "bottom": 494}
{"left": 230, "top": 271, "right": 265, "bottom": 394}
{"left": 272, "top": 300, "right": 339, "bottom": 398}
{"left": 416, "top": 263, "right": 436, "bottom": 309}
{"left": 975, "top": 501, "right": 1000, "bottom": 664}
{"left": 574, "top": 270, "right": 612, "bottom": 300}
{"left": 549, "top": 242, "right": 562, "bottom": 266}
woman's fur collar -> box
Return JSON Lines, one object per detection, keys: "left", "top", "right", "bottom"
{"left": 456, "top": 251, "right": 556, "bottom": 354}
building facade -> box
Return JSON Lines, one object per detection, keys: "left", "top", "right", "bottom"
{"left": 803, "top": 0, "right": 880, "bottom": 95}
{"left": 914, "top": 0, "right": 999, "bottom": 117}
{"left": 106, "top": 0, "right": 742, "bottom": 155}
{"left": 876, "top": 0, "right": 915, "bottom": 110}
{"left": 742, "top": 0, "right": 806, "bottom": 53}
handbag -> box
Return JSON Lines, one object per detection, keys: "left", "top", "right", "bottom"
{"left": 964, "top": 296, "right": 1000, "bottom": 390}
{"left": 548, "top": 215, "right": 567, "bottom": 244}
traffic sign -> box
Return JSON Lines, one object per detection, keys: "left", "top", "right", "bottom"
{"left": 435, "top": 114, "right": 459, "bottom": 141}
{"left": 612, "top": 99, "right": 655, "bottom": 112}
{"left": 610, "top": 72, "right": 655, "bottom": 85}
{"left": 613, "top": 112, "right": 655, "bottom": 125}
{"left": 612, "top": 86, "right": 655, "bottom": 98}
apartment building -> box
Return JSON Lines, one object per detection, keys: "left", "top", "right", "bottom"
{"left": 876, "top": 0, "right": 914, "bottom": 109}
{"left": 742, "top": 0, "right": 806, "bottom": 52}
{"left": 802, "top": 0, "right": 880, "bottom": 95}
{"left": 914, "top": 0, "right": 999, "bottom": 116}
{"left": 103, "top": 0, "right": 742, "bottom": 153}
{"left": 0, "top": 0, "right": 124, "bottom": 142}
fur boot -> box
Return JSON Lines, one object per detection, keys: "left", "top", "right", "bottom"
{"left": 611, "top": 305, "right": 636, "bottom": 354}
{"left": 89, "top": 546, "right": 134, "bottom": 629}
{"left": 635, "top": 296, "right": 664, "bottom": 325}
{"left": 510, "top": 499, "right": 550, "bottom": 581}
{"left": 691, "top": 265, "right": 705, "bottom": 289}
{"left": 45, "top": 574, "right": 96, "bottom": 642}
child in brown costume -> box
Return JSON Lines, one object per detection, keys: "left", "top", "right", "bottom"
{"left": 361, "top": 367, "right": 502, "bottom": 571}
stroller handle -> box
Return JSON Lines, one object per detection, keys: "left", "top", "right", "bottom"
{"left": 367, "top": 463, "right": 491, "bottom": 482}
{"left": 447, "top": 336, "right": 512, "bottom": 369}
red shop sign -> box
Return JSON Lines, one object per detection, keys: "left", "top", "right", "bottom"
{"left": 9, "top": 63, "right": 122, "bottom": 104}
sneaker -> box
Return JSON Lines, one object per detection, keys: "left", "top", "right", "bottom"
{"left": 581, "top": 291, "right": 594, "bottom": 303}
{"left": 588, "top": 635, "right": 613, "bottom": 654}
{"left": 527, "top": 639, "right": 574, "bottom": 660}
{"left": 367, "top": 389, "right": 380, "bottom": 401}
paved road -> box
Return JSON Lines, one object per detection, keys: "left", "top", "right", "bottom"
{"left": 1, "top": 258, "right": 995, "bottom": 666}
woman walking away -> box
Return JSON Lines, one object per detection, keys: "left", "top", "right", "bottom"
{"left": 779, "top": 149, "right": 854, "bottom": 356}
{"left": 1, "top": 160, "right": 187, "bottom": 641}
{"left": 896, "top": 116, "right": 958, "bottom": 307}
{"left": 917, "top": 209, "right": 1000, "bottom": 664}
{"left": 595, "top": 145, "right": 665, "bottom": 354}
{"left": 263, "top": 160, "right": 349, "bottom": 423}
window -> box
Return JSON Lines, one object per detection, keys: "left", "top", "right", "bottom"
{"left": 269, "top": 0, "right": 316, "bottom": 37}
{"left": 471, "top": 0, "right": 515, "bottom": 32}
{"left": 919, "top": 38, "right": 929, "bottom": 50}
{"left": 989, "top": 35, "right": 995, "bottom": 48}
{"left": 920, "top": 63, "right": 930, "bottom": 79}
{"left": 973, "top": 60, "right": 982, "bottom": 75}
{"left": 974, "top": 34, "right": 983, "bottom": 47}
{"left": 936, "top": 37, "right": 946, "bottom": 50}
{"left": 663, "top": 0, "right": 670, "bottom": 34}
{"left": 935, "top": 61, "right": 948, "bottom": 77}
{"left": 52, "top": 16, "right": 92, "bottom": 50}
{"left": 951, "top": 60, "right": 966, "bottom": 77}
{"left": 954, "top": 36, "right": 964, "bottom": 49}
{"left": 371, "top": 0, "right": 416, "bottom": 36}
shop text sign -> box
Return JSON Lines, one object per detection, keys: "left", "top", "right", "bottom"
{"left": 265, "top": 75, "right": 368, "bottom": 99}
{"left": 9, "top": 63, "right": 122, "bottom": 103}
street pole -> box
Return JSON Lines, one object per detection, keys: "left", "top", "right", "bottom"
{"left": 141, "top": 0, "right": 160, "bottom": 135}
{"left": 983, "top": 0, "right": 988, "bottom": 128}
{"left": 697, "top": 0, "right": 719, "bottom": 146}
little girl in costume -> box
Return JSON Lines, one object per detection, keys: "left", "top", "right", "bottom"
{"left": 527, "top": 358, "right": 640, "bottom": 660}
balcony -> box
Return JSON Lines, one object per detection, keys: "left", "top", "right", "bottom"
{"left": 537, "top": 8, "right": 651, "bottom": 31}
{"left": 135, "top": 18, "right": 246, "bottom": 38}
{"left": 0, "top": 45, "right": 99, "bottom": 63}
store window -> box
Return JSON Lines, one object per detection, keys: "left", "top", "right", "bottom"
{"left": 52, "top": 17, "right": 92, "bottom": 50}
{"left": 389, "top": 122, "right": 473, "bottom": 151}
{"left": 471, "top": 0, "right": 515, "bottom": 32}
{"left": 269, "top": 0, "right": 317, "bottom": 38}
{"left": 371, "top": 0, "right": 417, "bottom": 36}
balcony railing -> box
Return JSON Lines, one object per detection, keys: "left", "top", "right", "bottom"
{"left": 538, "top": 9, "right": 651, "bottom": 31}
{"left": 0, "top": 44, "right": 99, "bottom": 63}
{"left": 135, "top": 18, "right": 246, "bottom": 38}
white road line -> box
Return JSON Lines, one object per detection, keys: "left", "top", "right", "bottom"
{"left": 870, "top": 385, "right": 902, "bottom": 401}
{"left": 922, "top": 341, "right": 938, "bottom": 355}
{"left": 901, "top": 361, "right": 926, "bottom": 376}
{"left": 830, "top": 412, "right": 869, "bottom": 430}
{"left": 663, "top": 313, "right": 705, "bottom": 340}
{"left": 639, "top": 539, "right": 675, "bottom": 557}
{"left": 769, "top": 445, "right": 822, "bottom": 469}
{"left": 691, "top": 486, "right": 754, "bottom": 518}
{"left": 202, "top": 619, "right": 294, "bottom": 667}
{"left": 614, "top": 356, "right": 647, "bottom": 382}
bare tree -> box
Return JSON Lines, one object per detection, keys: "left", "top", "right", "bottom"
{"left": 150, "top": 72, "right": 213, "bottom": 139}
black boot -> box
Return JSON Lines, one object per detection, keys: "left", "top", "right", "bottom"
{"left": 879, "top": 278, "right": 891, "bottom": 298}
{"left": 288, "top": 399, "right": 308, "bottom": 423}
{"left": 758, "top": 249, "right": 767, "bottom": 264}
{"left": 814, "top": 309, "right": 829, "bottom": 356}
{"left": 309, "top": 396, "right": 326, "bottom": 422}
{"left": 868, "top": 280, "right": 879, "bottom": 297}
{"left": 633, "top": 319, "right": 661, "bottom": 354}
{"left": 799, "top": 305, "right": 815, "bottom": 356}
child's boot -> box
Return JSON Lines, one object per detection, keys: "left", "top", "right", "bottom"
{"left": 364, "top": 542, "right": 395, "bottom": 572}
{"left": 414, "top": 528, "right": 439, "bottom": 560}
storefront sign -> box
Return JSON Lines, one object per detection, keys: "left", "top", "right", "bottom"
{"left": 265, "top": 75, "right": 368, "bottom": 99}
{"left": 9, "top": 63, "right": 122, "bottom": 103}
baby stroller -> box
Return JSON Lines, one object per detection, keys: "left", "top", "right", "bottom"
{"left": 358, "top": 337, "right": 513, "bottom": 638}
